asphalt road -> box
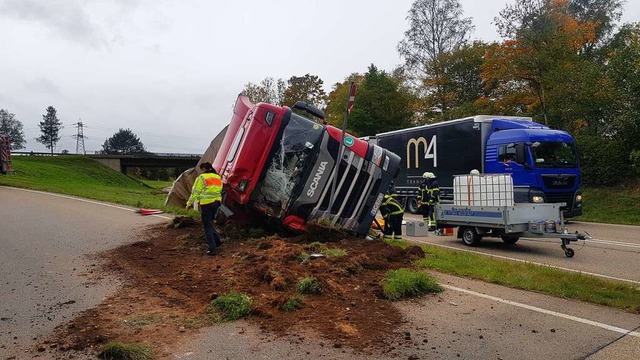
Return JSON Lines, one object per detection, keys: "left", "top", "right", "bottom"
{"left": 0, "top": 186, "right": 168, "bottom": 359}
{"left": 2, "top": 187, "right": 639, "bottom": 359}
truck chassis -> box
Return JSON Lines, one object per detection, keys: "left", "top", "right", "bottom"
{"left": 435, "top": 203, "right": 588, "bottom": 257}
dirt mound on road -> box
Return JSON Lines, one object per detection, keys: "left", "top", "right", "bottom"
{"left": 46, "top": 221, "right": 428, "bottom": 358}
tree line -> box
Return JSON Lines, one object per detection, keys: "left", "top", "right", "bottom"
{"left": 0, "top": 106, "right": 146, "bottom": 155}
{"left": 240, "top": 0, "right": 638, "bottom": 187}
{"left": 3, "top": 0, "right": 637, "bottom": 186}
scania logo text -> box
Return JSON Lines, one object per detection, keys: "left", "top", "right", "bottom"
{"left": 307, "top": 161, "right": 328, "bottom": 197}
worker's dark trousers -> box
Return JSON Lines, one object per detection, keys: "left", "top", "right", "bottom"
{"left": 200, "top": 202, "right": 221, "bottom": 252}
{"left": 422, "top": 204, "right": 436, "bottom": 229}
{"left": 384, "top": 213, "right": 403, "bottom": 238}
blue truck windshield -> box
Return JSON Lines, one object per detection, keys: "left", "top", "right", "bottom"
{"left": 252, "top": 113, "right": 324, "bottom": 217}
{"left": 531, "top": 141, "right": 579, "bottom": 168}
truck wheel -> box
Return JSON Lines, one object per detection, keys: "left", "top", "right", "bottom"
{"left": 500, "top": 236, "right": 519, "bottom": 244}
{"left": 461, "top": 227, "right": 481, "bottom": 246}
{"left": 407, "top": 197, "right": 419, "bottom": 214}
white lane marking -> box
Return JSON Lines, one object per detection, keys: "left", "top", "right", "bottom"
{"left": 513, "top": 236, "right": 640, "bottom": 249}
{"left": 410, "top": 237, "right": 640, "bottom": 286}
{"left": 586, "top": 238, "right": 640, "bottom": 249}
{"left": 444, "top": 284, "right": 640, "bottom": 338}
{"left": 1, "top": 186, "right": 173, "bottom": 220}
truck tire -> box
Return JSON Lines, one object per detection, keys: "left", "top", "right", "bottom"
{"left": 500, "top": 235, "right": 519, "bottom": 244}
{"left": 407, "top": 197, "right": 419, "bottom": 214}
{"left": 460, "top": 226, "right": 481, "bottom": 246}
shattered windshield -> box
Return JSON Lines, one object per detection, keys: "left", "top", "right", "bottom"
{"left": 252, "top": 113, "right": 324, "bottom": 217}
{"left": 531, "top": 141, "right": 579, "bottom": 168}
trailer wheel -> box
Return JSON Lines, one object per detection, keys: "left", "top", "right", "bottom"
{"left": 461, "top": 227, "right": 481, "bottom": 246}
{"left": 407, "top": 197, "right": 419, "bottom": 214}
{"left": 564, "top": 248, "right": 575, "bottom": 258}
{"left": 500, "top": 235, "right": 519, "bottom": 244}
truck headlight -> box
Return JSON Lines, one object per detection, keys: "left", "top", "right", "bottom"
{"left": 575, "top": 194, "right": 582, "bottom": 202}
{"left": 237, "top": 179, "right": 249, "bottom": 192}
{"left": 532, "top": 196, "right": 544, "bottom": 203}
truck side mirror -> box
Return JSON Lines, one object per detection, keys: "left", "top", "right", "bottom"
{"left": 293, "top": 102, "right": 326, "bottom": 123}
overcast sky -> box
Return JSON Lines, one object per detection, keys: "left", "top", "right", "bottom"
{"left": 1, "top": 0, "right": 638, "bottom": 154}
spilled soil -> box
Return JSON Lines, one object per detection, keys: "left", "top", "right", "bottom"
{"left": 42, "top": 219, "right": 429, "bottom": 359}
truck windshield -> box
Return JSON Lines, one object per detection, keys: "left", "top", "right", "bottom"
{"left": 252, "top": 113, "right": 324, "bottom": 217}
{"left": 531, "top": 141, "right": 579, "bottom": 168}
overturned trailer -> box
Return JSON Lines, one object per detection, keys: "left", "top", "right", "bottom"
{"left": 211, "top": 95, "right": 401, "bottom": 235}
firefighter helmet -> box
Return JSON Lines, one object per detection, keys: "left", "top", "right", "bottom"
{"left": 422, "top": 172, "right": 435, "bottom": 179}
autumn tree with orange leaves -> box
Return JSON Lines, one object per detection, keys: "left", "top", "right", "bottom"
{"left": 482, "top": 0, "right": 607, "bottom": 130}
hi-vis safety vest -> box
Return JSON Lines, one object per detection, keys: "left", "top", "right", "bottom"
{"left": 187, "top": 173, "right": 223, "bottom": 207}
{"left": 380, "top": 194, "right": 404, "bottom": 217}
{"left": 426, "top": 183, "right": 440, "bottom": 205}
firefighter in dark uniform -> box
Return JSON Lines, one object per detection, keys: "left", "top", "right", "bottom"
{"left": 380, "top": 189, "right": 404, "bottom": 241}
{"left": 418, "top": 172, "right": 441, "bottom": 233}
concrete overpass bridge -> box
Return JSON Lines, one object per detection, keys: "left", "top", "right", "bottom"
{"left": 89, "top": 153, "right": 201, "bottom": 173}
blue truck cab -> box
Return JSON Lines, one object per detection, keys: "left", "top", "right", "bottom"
{"left": 375, "top": 115, "right": 583, "bottom": 218}
{"left": 483, "top": 119, "right": 582, "bottom": 218}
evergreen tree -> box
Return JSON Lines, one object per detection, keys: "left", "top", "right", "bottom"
{"left": 37, "top": 106, "right": 63, "bottom": 154}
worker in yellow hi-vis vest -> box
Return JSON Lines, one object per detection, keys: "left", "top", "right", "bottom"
{"left": 187, "top": 162, "right": 223, "bottom": 256}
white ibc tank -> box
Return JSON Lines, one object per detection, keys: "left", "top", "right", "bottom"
{"left": 454, "top": 173, "right": 514, "bottom": 206}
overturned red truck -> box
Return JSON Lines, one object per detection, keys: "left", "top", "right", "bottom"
{"left": 212, "top": 95, "right": 400, "bottom": 235}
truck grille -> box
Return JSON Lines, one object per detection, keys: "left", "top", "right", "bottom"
{"left": 311, "top": 148, "right": 381, "bottom": 232}
{"left": 545, "top": 192, "right": 574, "bottom": 210}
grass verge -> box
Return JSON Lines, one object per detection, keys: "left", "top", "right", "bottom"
{"left": 417, "top": 244, "right": 640, "bottom": 313}
{"left": 0, "top": 155, "right": 187, "bottom": 214}
{"left": 381, "top": 268, "right": 443, "bottom": 300}
{"left": 98, "top": 341, "right": 153, "bottom": 360}
{"left": 575, "top": 186, "right": 640, "bottom": 225}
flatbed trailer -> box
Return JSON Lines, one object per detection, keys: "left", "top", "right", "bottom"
{"left": 435, "top": 202, "right": 588, "bottom": 258}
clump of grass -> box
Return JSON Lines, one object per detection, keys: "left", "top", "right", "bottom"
{"left": 281, "top": 294, "right": 305, "bottom": 312}
{"left": 207, "top": 291, "right": 252, "bottom": 321}
{"left": 325, "top": 248, "right": 347, "bottom": 257}
{"left": 297, "top": 276, "right": 322, "bottom": 294}
{"left": 306, "top": 241, "right": 329, "bottom": 252}
{"left": 98, "top": 341, "right": 153, "bottom": 360}
{"left": 381, "top": 268, "right": 443, "bottom": 300}
{"left": 305, "top": 242, "right": 347, "bottom": 257}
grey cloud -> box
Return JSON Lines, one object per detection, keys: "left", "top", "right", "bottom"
{"left": 25, "top": 77, "right": 60, "bottom": 94}
{"left": 1, "top": 0, "right": 105, "bottom": 47}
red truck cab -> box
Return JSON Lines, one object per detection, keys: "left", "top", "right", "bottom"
{"left": 214, "top": 95, "right": 400, "bottom": 235}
